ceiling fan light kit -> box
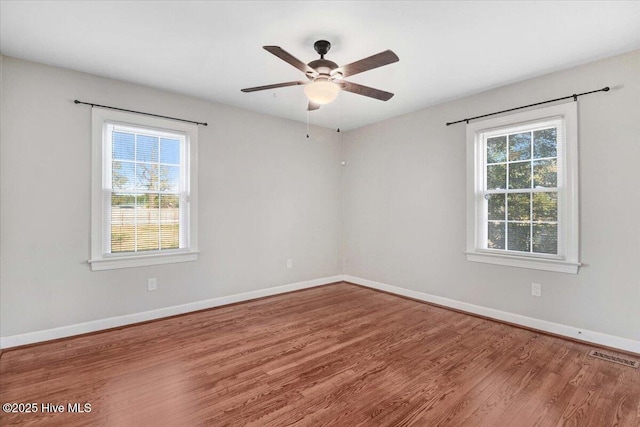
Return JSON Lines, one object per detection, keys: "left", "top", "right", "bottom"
{"left": 241, "top": 40, "right": 399, "bottom": 111}
{"left": 304, "top": 78, "right": 340, "bottom": 105}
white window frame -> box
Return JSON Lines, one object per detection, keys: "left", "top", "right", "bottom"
{"left": 89, "top": 107, "right": 198, "bottom": 271}
{"left": 465, "top": 102, "right": 580, "bottom": 274}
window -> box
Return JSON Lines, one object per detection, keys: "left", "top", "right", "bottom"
{"left": 466, "top": 102, "right": 579, "bottom": 273}
{"left": 90, "top": 108, "right": 198, "bottom": 270}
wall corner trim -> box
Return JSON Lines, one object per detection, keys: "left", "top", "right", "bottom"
{"left": 0, "top": 275, "right": 347, "bottom": 349}
{"left": 344, "top": 275, "right": 640, "bottom": 354}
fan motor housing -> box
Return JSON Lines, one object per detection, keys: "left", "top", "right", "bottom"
{"left": 307, "top": 59, "right": 339, "bottom": 79}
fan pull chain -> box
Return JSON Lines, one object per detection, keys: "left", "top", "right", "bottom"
{"left": 336, "top": 95, "right": 341, "bottom": 133}
{"left": 306, "top": 109, "right": 310, "bottom": 138}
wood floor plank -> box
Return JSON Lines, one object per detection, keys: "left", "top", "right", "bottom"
{"left": 1, "top": 282, "right": 639, "bottom": 426}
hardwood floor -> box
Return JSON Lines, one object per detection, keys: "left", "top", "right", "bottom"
{"left": 1, "top": 282, "right": 639, "bottom": 426}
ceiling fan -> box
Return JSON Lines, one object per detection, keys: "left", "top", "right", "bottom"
{"left": 241, "top": 40, "right": 399, "bottom": 111}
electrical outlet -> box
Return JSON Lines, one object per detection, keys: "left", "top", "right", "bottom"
{"left": 531, "top": 283, "right": 542, "bottom": 297}
{"left": 286, "top": 259, "right": 293, "bottom": 269}
{"left": 148, "top": 278, "right": 157, "bottom": 291}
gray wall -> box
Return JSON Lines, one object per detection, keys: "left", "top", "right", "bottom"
{"left": 343, "top": 50, "right": 640, "bottom": 342}
{"left": 0, "top": 56, "right": 343, "bottom": 337}
{"left": 2, "top": 50, "right": 639, "bottom": 344}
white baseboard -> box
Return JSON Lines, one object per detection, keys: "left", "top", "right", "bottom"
{"left": 4, "top": 274, "right": 637, "bottom": 354}
{"left": 344, "top": 275, "right": 640, "bottom": 354}
{"left": 0, "top": 275, "right": 345, "bottom": 349}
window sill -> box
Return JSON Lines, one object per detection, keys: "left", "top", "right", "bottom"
{"left": 465, "top": 251, "right": 580, "bottom": 274}
{"left": 89, "top": 251, "right": 199, "bottom": 271}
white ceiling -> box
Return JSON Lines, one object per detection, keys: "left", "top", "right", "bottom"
{"left": 1, "top": 1, "right": 639, "bottom": 131}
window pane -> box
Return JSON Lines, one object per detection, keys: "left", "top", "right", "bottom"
{"left": 533, "top": 159, "right": 557, "bottom": 188}
{"left": 160, "top": 195, "right": 180, "bottom": 249}
{"left": 142, "top": 193, "right": 160, "bottom": 209}
{"left": 113, "top": 132, "right": 135, "bottom": 160}
{"left": 111, "top": 193, "right": 136, "bottom": 209}
{"left": 136, "top": 196, "right": 160, "bottom": 251}
{"left": 160, "top": 224, "right": 179, "bottom": 249}
{"left": 508, "top": 222, "right": 530, "bottom": 252}
{"left": 487, "top": 164, "right": 506, "bottom": 190}
{"left": 487, "top": 136, "right": 507, "bottom": 164}
{"left": 136, "top": 163, "right": 159, "bottom": 190}
{"left": 509, "top": 162, "right": 531, "bottom": 189}
{"left": 137, "top": 228, "right": 160, "bottom": 251}
{"left": 487, "top": 194, "right": 505, "bottom": 220}
{"left": 533, "top": 223, "right": 557, "bottom": 254}
{"left": 136, "top": 135, "right": 159, "bottom": 162}
{"left": 532, "top": 192, "right": 557, "bottom": 222}
{"left": 488, "top": 221, "right": 505, "bottom": 249}
{"left": 160, "top": 138, "right": 181, "bottom": 165}
{"left": 507, "top": 193, "right": 530, "bottom": 221}
{"left": 509, "top": 132, "right": 531, "bottom": 161}
{"left": 111, "top": 194, "right": 136, "bottom": 253}
{"left": 533, "top": 128, "right": 557, "bottom": 159}
{"left": 159, "top": 165, "right": 180, "bottom": 192}
{"left": 112, "top": 161, "right": 134, "bottom": 190}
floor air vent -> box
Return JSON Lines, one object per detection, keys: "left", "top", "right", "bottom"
{"left": 588, "top": 350, "right": 639, "bottom": 368}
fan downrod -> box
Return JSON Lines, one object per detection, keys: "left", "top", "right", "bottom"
{"left": 314, "top": 40, "right": 331, "bottom": 58}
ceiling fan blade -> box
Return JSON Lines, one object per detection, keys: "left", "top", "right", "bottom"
{"left": 241, "top": 81, "right": 307, "bottom": 93}
{"left": 338, "top": 81, "right": 394, "bottom": 101}
{"left": 263, "top": 46, "right": 318, "bottom": 77}
{"left": 307, "top": 101, "right": 321, "bottom": 111}
{"left": 339, "top": 50, "right": 399, "bottom": 78}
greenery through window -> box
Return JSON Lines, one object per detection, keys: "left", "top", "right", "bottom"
{"left": 484, "top": 126, "right": 559, "bottom": 255}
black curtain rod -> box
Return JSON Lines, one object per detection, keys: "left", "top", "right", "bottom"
{"left": 74, "top": 100, "right": 208, "bottom": 126}
{"left": 445, "top": 86, "right": 610, "bottom": 126}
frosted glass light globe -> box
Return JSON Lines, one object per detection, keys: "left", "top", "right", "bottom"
{"left": 304, "top": 80, "right": 340, "bottom": 105}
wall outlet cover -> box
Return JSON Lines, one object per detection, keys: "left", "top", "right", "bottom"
{"left": 531, "top": 283, "right": 542, "bottom": 297}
